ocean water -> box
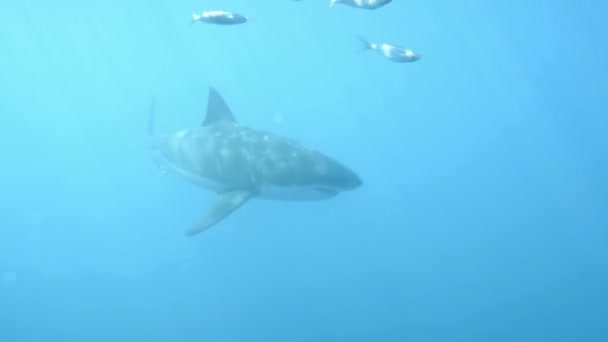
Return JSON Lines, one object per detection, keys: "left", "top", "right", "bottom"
{"left": 1, "top": 0, "right": 607, "bottom": 341}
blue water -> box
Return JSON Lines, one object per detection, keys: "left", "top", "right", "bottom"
{"left": 1, "top": 0, "right": 607, "bottom": 341}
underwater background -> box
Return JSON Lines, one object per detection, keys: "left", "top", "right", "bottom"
{"left": 1, "top": 0, "right": 607, "bottom": 341}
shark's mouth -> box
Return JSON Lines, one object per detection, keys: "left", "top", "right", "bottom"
{"left": 256, "top": 183, "right": 339, "bottom": 201}
{"left": 313, "top": 186, "right": 340, "bottom": 196}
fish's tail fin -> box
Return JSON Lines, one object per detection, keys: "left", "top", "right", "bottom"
{"left": 329, "top": 0, "right": 340, "bottom": 7}
{"left": 357, "top": 35, "right": 373, "bottom": 53}
{"left": 191, "top": 12, "right": 201, "bottom": 25}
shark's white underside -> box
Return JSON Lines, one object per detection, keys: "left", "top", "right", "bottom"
{"left": 155, "top": 151, "right": 337, "bottom": 201}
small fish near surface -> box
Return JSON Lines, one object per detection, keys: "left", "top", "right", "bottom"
{"left": 358, "top": 36, "right": 421, "bottom": 63}
{"left": 148, "top": 87, "right": 362, "bottom": 237}
{"left": 329, "top": 0, "right": 391, "bottom": 10}
{"left": 191, "top": 10, "right": 249, "bottom": 25}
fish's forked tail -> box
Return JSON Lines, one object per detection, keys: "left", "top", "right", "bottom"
{"left": 357, "top": 35, "right": 373, "bottom": 53}
{"left": 329, "top": 0, "right": 340, "bottom": 7}
{"left": 191, "top": 12, "right": 201, "bottom": 25}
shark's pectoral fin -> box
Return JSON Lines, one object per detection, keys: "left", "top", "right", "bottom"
{"left": 186, "top": 190, "right": 255, "bottom": 237}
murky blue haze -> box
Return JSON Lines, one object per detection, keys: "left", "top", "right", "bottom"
{"left": 1, "top": 0, "right": 607, "bottom": 341}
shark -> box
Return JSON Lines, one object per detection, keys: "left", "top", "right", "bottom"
{"left": 148, "top": 87, "right": 362, "bottom": 236}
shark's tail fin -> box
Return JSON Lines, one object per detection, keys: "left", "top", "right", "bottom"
{"left": 329, "top": 0, "right": 340, "bottom": 7}
{"left": 145, "top": 96, "right": 166, "bottom": 179}
{"left": 357, "top": 35, "right": 373, "bottom": 53}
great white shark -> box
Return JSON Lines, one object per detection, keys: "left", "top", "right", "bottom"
{"left": 148, "top": 87, "right": 362, "bottom": 236}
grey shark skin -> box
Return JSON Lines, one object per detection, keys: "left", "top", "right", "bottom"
{"left": 149, "top": 87, "right": 362, "bottom": 237}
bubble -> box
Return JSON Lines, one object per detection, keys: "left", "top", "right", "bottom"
{"left": 2, "top": 272, "right": 18, "bottom": 285}
{"left": 272, "top": 112, "right": 284, "bottom": 124}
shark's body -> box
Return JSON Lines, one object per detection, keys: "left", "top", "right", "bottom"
{"left": 150, "top": 87, "right": 361, "bottom": 236}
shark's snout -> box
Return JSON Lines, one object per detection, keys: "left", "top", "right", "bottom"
{"left": 342, "top": 171, "right": 363, "bottom": 190}
{"left": 325, "top": 166, "right": 362, "bottom": 192}
{"left": 351, "top": 174, "right": 363, "bottom": 189}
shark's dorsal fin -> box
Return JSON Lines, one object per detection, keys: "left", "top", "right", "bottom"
{"left": 203, "top": 87, "right": 236, "bottom": 126}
